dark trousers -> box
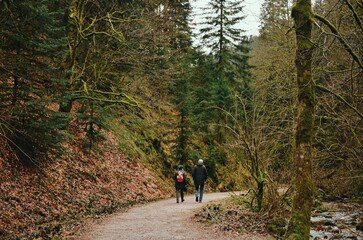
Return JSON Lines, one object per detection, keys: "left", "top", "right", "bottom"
{"left": 195, "top": 184, "right": 204, "bottom": 202}
{"left": 176, "top": 188, "right": 184, "bottom": 203}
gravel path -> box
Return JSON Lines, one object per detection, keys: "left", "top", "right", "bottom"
{"left": 80, "top": 192, "right": 271, "bottom": 240}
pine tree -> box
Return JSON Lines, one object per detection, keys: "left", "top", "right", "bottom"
{"left": 0, "top": 0, "right": 68, "bottom": 164}
{"left": 165, "top": 0, "right": 194, "bottom": 165}
{"left": 199, "top": 0, "right": 249, "bottom": 80}
{"left": 197, "top": 0, "right": 251, "bottom": 143}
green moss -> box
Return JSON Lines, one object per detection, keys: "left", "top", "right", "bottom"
{"left": 267, "top": 215, "right": 287, "bottom": 238}
{"left": 286, "top": 197, "right": 313, "bottom": 239}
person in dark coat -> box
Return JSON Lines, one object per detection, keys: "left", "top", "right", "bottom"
{"left": 172, "top": 165, "right": 187, "bottom": 203}
{"left": 192, "top": 159, "right": 208, "bottom": 203}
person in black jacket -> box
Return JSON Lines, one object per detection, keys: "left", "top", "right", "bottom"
{"left": 172, "top": 165, "right": 188, "bottom": 203}
{"left": 192, "top": 159, "right": 208, "bottom": 203}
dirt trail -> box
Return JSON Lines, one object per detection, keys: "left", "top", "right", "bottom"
{"left": 80, "top": 192, "right": 270, "bottom": 240}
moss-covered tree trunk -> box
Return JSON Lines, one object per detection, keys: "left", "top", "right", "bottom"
{"left": 285, "top": 0, "right": 315, "bottom": 239}
{"left": 67, "top": 0, "right": 78, "bottom": 74}
{"left": 59, "top": 0, "right": 79, "bottom": 112}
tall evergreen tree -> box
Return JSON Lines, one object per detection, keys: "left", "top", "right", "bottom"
{"left": 165, "top": 0, "right": 195, "bottom": 165}
{"left": 0, "top": 0, "right": 68, "bottom": 163}
{"left": 197, "top": 0, "right": 251, "bottom": 143}
{"left": 199, "top": 0, "right": 250, "bottom": 82}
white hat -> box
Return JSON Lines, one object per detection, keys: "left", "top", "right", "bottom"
{"left": 197, "top": 159, "right": 203, "bottom": 165}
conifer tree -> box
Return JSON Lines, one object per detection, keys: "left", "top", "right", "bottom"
{"left": 165, "top": 0, "right": 194, "bottom": 165}
{"left": 199, "top": 0, "right": 249, "bottom": 81}
{"left": 197, "top": 0, "right": 251, "bottom": 143}
{"left": 0, "top": 0, "right": 68, "bottom": 163}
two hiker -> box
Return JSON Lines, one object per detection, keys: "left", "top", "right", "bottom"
{"left": 172, "top": 159, "right": 208, "bottom": 203}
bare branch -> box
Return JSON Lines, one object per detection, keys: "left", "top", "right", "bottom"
{"left": 343, "top": 0, "right": 363, "bottom": 33}
{"left": 314, "top": 13, "right": 363, "bottom": 70}
{"left": 315, "top": 84, "right": 363, "bottom": 119}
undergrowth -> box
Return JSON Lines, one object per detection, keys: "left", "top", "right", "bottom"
{"left": 194, "top": 192, "right": 291, "bottom": 239}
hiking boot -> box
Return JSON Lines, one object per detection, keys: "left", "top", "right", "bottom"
{"left": 182, "top": 199, "right": 184, "bottom": 202}
{"left": 196, "top": 197, "right": 198, "bottom": 202}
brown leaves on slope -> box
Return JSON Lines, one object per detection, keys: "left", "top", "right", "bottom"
{"left": 0, "top": 129, "right": 173, "bottom": 239}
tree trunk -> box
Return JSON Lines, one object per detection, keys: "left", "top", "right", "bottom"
{"left": 285, "top": 0, "right": 315, "bottom": 239}
{"left": 256, "top": 180, "right": 264, "bottom": 211}
{"left": 59, "top": 0, "right": 79, "bottom": 113}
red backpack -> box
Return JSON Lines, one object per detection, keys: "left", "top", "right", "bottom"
{"left": 177, "top": 171, "right": 184, "bottom": 183}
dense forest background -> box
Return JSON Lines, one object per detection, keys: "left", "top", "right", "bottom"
{"left": 0, "top": 0, "right": 362, "bottom": 238}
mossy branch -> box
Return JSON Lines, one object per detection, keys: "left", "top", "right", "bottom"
{"left": 343, "top": 0, "right": 363, "bottom": 33}
{"left": 314, "top": 13, "right": 363, "bottom": 70}
{"left": 315, "top": 84, "right": 363, "bottom": 119}
{"left": 74, "top": 88, "right": 140, "bottom": 108}
{"left": 77, "top": 95, "right": 140, "bottom": 107}
{"left": 93, "top": 90, "right": 140, "bottom": 107}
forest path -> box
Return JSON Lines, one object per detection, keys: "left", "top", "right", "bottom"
{"left": 80, "top": 192, "right": 270, "bottom": 240}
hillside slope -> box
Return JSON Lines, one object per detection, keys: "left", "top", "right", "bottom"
{"left": 0, "top": 129, "right": 173, "bottom": 239}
